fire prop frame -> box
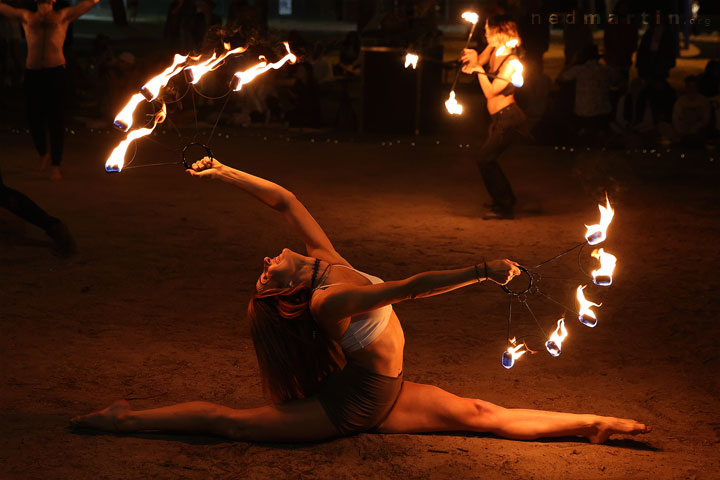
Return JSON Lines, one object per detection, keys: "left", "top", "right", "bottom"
{"left": 105, "top": 42, "right": 297, "bottom": 173}
{"left": 497, "top": 195, "right": 617, "bottom": 369}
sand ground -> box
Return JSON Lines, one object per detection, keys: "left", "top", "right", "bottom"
{"left": 1, "top": 128, "right": 719, "bottom": 479}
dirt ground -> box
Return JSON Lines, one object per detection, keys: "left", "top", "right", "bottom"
{"left": 1, "top": 128, "right": 719, "bottom": 480}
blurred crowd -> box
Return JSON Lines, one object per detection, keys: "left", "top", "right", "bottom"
{"left": 512, "top": 0, "right": 720, "bottom": 149}
{"left": 0, "top": 0, "right": 719, "bottom": 148}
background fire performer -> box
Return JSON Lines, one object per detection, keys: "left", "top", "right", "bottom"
{"left": 460, "top": 14, "right": 529, "bottom": 220}
{"left": 0, "top": 0, "right": 99, "bottom": 181}
{"left": 71, "top": 157, "right": 650, "bottom": 444}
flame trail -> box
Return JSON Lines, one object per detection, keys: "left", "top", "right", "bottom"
{"left": 231, "top": 42, "right": 297, "bottom": 91}
{"left": 140, "top": 53, "right": 197, "bottom": 101}
{"left": 105, "top": 104, "right": 167, "bottom": 173}
{"left": 184, "top": 45, "right": 248, "bottom": 84}
{"left": 113, "top": 93, "right": 146, "bottom": 132}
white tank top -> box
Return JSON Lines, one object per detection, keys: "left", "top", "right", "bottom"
{"left": 312, "top": 265, "right": 392, "bottom": 352}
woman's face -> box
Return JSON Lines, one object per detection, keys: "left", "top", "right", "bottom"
{"left": 256, "top": 248, "right": 299, "bottom": 292}
{"left": 485, "top": 22, "right": 502, "bottom": 48}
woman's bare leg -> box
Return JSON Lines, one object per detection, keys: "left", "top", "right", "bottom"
{"left": 376, "top": 382, "right": 651, "bottom": 444}
{"left": 70, "top": 397, "right": 339, "bottom": 442}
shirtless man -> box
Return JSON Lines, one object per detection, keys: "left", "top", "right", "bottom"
{"left": 0, "top": 0, "right": 99, "bottom": 180}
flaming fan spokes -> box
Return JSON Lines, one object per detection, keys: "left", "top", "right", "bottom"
{"left": 545, "top": 318, "right": 568, "bottom": 357}
{"left": 231, "top": 42, "right": 297, "bottom": 91}
{"left": 591, "top": 248, "right": 616, "bottom": 286}
{"left": 502, "top": 337, "right": 529, "bottom": 369}
{"left": 576, "top": 285, "right": 602, "bottom": 327}
{"left": 585, "top": 194, "right": 614, "bottom": 245}
{"left": 106, "top": 104, "right": 167, "bottom": 172}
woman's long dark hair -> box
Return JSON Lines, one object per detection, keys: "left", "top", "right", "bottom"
{"left": 248, "top": 284, "right": 345, "bottom": 404}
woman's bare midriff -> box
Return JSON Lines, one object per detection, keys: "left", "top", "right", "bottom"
{"left": 346, "top": 312, "right": 405, "bottom": 377}
{"left": 486, "top": 95, "right": 515, "bottom": 115}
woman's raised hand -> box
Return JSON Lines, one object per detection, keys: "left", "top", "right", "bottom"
{"left": 460, "top": 48, "right": 480, "bottom": 74}
{"left": 486, "top": 259, "right": 522, "bottom": 285}
{"left": 186, "top": 156, "right": 225, "bottom": 179}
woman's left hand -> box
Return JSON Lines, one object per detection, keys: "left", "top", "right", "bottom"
{"left": 186, "top": 156, "right": 225, "bottom": 180}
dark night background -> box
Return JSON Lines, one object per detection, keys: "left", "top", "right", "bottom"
{"left": 1, "top": 1, "right": 719, "bottom": 478}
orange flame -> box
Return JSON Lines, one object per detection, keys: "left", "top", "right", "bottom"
{"left": 141, "top": 53, "right": 193, "bottom": 101}
{"left": 591, "top": 248, "right": 617, "bottom": 286}
{"left": 113, "top": 93, "right": 146, "bottom": 132}
{"left": 585, "top": 194, "right": 614, "bottom": 245}
{"left": 231, "top": 42, "right": 297, "bottom": 92}
{"left": 576, "top": 285, "right": 602, "bottom": 327}
{"left": 495, "top": 39, "right": 520, "bottom": 57}
{"left": 461, "top": 11, "right": 479, "bottom": 25}
{"left": 502, "top": 337, "right": 528, "bottom": 369}
{"left": 445, "top": 90, "right": 463, "bottom": 115}
{"left": 405, "top": 53, "right": 419, "bottom": 69}
{"left": 105, "top": 104, "right": 167, "bottom": 172}
{"left": 509, "top": 59, "right": 524, "bottom": 87}
{"left": 545, "top": 317, "right": 568, "bottom": 357}
{"left": 184, "top": 45, "right": 248, "bottom": 84}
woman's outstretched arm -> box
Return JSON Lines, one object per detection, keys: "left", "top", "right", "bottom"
{"left": 187, "top": 157, "right": 349, "bottom": 264}
{"left": 313, "top": 260, "right": 520, "bottom": 322}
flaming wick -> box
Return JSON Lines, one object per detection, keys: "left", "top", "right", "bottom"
{"left": 591, "top": 248, "right": 617, "bottom": 286}
{"left": 576, "top": 285, "right": 602, "bottom": 327}
{"left": 545, "top": 318, "right": 568, "bottom": 357}
{"left": 502, "top": 338, "right": 529, "bottom": 369}
{"left": 404, "top": 53, "right": 419, "bottom": 69}
{"left": 446, "top": 11, "right": 479, "bottom": 115}
{"left": 585, "top": 194, "right": 614, "bottom": 245}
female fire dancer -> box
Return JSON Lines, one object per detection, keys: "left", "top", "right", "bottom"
{"left": 460, "top": 14, "right": 528, "bottom": 220}
{"left": 72, "top": 157, "right": 650, "bottom": 444}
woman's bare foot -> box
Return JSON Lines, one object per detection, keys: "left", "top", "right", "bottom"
{"left": 587, "top": 416, "right": 652, "bottom": 444}
{"left": 70, "top": 400, "right": 131, "bottom": 432}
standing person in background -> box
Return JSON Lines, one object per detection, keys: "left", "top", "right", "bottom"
{"left": 558, "top": 44, "right": 612, "bottom": 145}
{"left": 636, "top": 13, "right": 679, "bottom": 81}
{"left": 603, "top": 0, "right": 638, "bottom": 97}
{"left": 0, "top": 0, "right": 100, "bottom": 181}
{"left": 460, "top": 14, "right": 529, "bottom": 220}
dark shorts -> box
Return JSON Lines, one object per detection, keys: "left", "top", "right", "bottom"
{"left": 318, "top": 362, "right": 403, "bottom": 435}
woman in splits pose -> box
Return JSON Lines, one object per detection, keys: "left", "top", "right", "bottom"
{"left": 72, "top": 158, "right": 650, "bottom": 444}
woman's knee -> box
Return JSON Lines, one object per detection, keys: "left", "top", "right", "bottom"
{"left": 468, "top": 399, "right": 504, "bottom": 429}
